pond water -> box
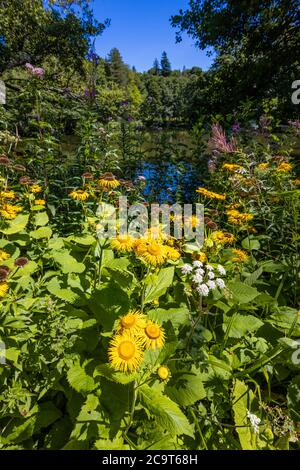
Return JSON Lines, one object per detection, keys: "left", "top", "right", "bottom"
{"left": 61, "top": 128, "right": 205, "bottom": 203}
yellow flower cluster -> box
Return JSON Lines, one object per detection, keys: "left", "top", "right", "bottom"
{"left": 29, "top": 184, "right": 42, "bottom": 193}
{"left": 225, "top": 203, "right": 241, "bottom": 210}
{"left": 222, "top": 163, "right": 244, "bottom": 172}
{"left": 276, "top": 162, "right": 293, "bottom": 173}
{"left": 69, "top": 189, "right": 89, "bottom": 201}
{"left": 0, "top": 190, "right": 15, "bottom": 199}
{"left": 34, "top": 199, "right": 46, "bottom": 206}
{"left": 293, "top": 179, "right": 300, "bottom": 186}
{"left": 257, "top": 163, "right": 270, "bottom": 171}
{"left": 98, "top": 173, "right": 120, "bottom": 191}
{"left": 226, "top": 209, "right": 254, "bottom": 226}
{"left": 0, "top": 282, "right": 8, "bottom": 298}
{"left": 232, "top": 249, "right": 249, "bottom": 263}
{"left": 196, "top": 188, "right": 226, "bottom": 201}
{"left": 109, "top": 310, "right": 165, "bottom": 372}
{"left": 111, "top": 234, "right": 181, "bottom": 266}
{"left": 211, "top": 231, "right": 236, "bottom": 245}
{"left": 0, "top": 203, "right": 23, "bottom": 219}
{"left": 0, "top": 250, "right": 10, "bottom": 262}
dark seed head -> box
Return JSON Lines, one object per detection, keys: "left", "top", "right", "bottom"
{"left": 14, "top": 257, "right": 29, "bottom": 267}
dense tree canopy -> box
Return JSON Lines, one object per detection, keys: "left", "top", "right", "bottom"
{"left": 0, "top": 0, "right": 108, "bottom": 73}
{"left": 171, "top": 0, "right": 300, "bottom": 119}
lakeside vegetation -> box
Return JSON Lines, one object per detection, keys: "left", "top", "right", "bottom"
{"left": 0, "top": 0, "right": 299, "bottom": 451}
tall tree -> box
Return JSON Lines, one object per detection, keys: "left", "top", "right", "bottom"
{"left": 107, "top": 48, "right": 128, "bottom": 87}
{"left": 0, "top": 0, "right": 108, "bottom": 73}
{"left": 153, "top": 58, "right": 160, "bottom": 75}
{"left": 160, "top": 51, "right": 171, "bottom": 76}
{"left": 171, "top": 0, "right": 300, "bottom": 116}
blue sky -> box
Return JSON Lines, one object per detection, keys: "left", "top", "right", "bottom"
{"left": 93, "top": 0, "right": 213, "bottom": 72}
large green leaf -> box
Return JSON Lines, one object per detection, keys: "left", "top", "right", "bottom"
{"left": 223, "top": 313, "right": 264, "bottom": 338}
{"left": 30, "top": 226, "right": 52, "bottom": 239}
{"left": 34, "top": 211, "right": 49, "bottom": 227}
{"left": 47, "top": 277, "right": 79, "bottom": 303}
{"left": 147, "top": 307, "right": 189, "bottom": 328}
{"left": 0, "top": 402, "right": 61, "bottom": 445}
{"left": 89, "top": 283, "right": 130, "bottom": 331}
{"left": 165, "top": 366, "right": 206, "bottom": 406}
{"left": 1, "top": 214, "right": 29, "bottom": 235}
{"left": 138, "top": 385, "right": 194, "bottom": 437}
{"left": 227, "top": 281, "right": 259, "bottom": 304}
{"left": 144, "top": 267, "right": 174, "bottom": 304}
{"left": 67, "top": 364, "right": 96, "bottom": 394}
{"left": 232, "top": 380, "right": 257, "bottom": 450}
{"left": 51, "top": 251, "right": 85, "bottom": 274}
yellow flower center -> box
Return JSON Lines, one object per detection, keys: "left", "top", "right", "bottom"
{"left": 147, "top": 244, "right": 162, "bottom": 256}
{"left": 146, "top": 324, "right": 160, "bottom": 339}
{"left": 118, "top": 340, "right": 136, "bottom": 360}
{"left": 121, "top": 315, "right": 136, "bottom": 328}
{"left": 158, "top": 366, "right": 169, "bottom": 380}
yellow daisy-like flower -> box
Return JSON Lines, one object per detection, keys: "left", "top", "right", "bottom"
{"left": 0, "top": 204, "right": 23, "bottom": 219}
{"left": 226, "top": 209, "right": 254, "bottom": 225}
{"left": 197, "top": 251, "right": 207, "bottom": 263}
{"left": 225, "top": 203, "right": 241, "bottom": 210}
{"left": 30, "top": 184, "right": 42, "bottom": 193}
{"left": 69, "top": 189, "right": 89, "bottom": 201}
{"left": 292, "top": 179, "right": 300, "bottom": 186}
{"left": 134, "top": 239, "right": 166, "bottom": 266}
{"left": 232, "top": 249, "right": 249, "bottom": 263}
{"left": 0, "top": 190, "right": 15, "bottom": 199}
{"left": 117, "top": 310, "right": 147, "bottom": 336}
{"left": 196, "top": 188, "right": 226, "bottom": 201}
{"left": 0, "top": 250, "right": 10, "bottom": 262}
{"left": 222, "top": 163, "right": 244, "bottom": 172}
{"left": 0, "top": 282, "right": 8, "bottom": 298}
{"left": 111, "top": 235, "right": 135, "bottom": 253}
{"left": 157, "top": 365, "right": 170, "bottom": 381}
{"left": 276, "top": 162, "right": 293, "bottom": 173}
{"left": 140, "top": 321, "right": 165, "bottom": 350}
{"left": 257, "top": 163, "right": 270, "bottom": 171}
{"left": 164, "top": 246, "right": 181, "bottom": 261}
{"left": 108, "top": 333, "right": 144, "bottom": 373}
{"left": 211, "top": 231, "right": 236, "bottom": 245}
{"left": 34, "top": 199, "right": 46, "bottom": 206}
{"left": 98, "top": 173, "right": 120, "bottom": 191}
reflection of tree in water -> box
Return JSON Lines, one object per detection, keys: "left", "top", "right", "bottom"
{"left": 135, "top": 129, "right": 205, "bottom": 203}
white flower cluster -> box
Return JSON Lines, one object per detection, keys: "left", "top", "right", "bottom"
{"left": 181, "top": 261, "right": 226, "bottom": 297}
{"left": 246, "top": 410, "right": 261, "bottom": 434}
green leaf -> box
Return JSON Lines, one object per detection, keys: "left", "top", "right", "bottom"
{"left": 34, "top": 211, "right": 49, "bottom": 227}
{"left": 242, "top": 237, "right": 261, "bottom": 251}
{"left": 94, "top": 364, "right": 138, "bottom": 385}
{"left": 67, "top": 364, "right": 96, "bottom": 394}
{"left": 147, "top": 307, "right": 189, "bottom": 328}
{"left": 89, "top": 283, "right": 130, "bottom": 331}
{"left": 138, "top": 385, "right": 194, "bottom": 437}
{"left": 227, "top": 281, "right": 259, "bottom": 304}
{"left": 232, "top": 380, "right": 257, "bottom": 450}
{"left": 165, "top": 366, "right": 206, "bottom": 406}
{"left": 94, "top": 436, "right": 129, "bottom": 450}
{"left": 52, "top": 251, "right": 85, "bottom": 274}
{"left": 287, "top": 376, "right": 300, "bottom": 421}
{"left": 0, "top": 402, "right": 61, "bottom": 445}
{"left": 268, "top": 307, "right": 300, "bottom": 336}
{"left": 144, "top": 267, "right": 174, "bottom": 304}
{"left": 223, "top": 313, "right": 264, "bottom": 338}
{"left": 1, "top": 214, "right": 29, "bottom": 235}
{"left": 30, "top": 226, "right": 52, "bottom": 239}
{"left": 47, "top": 277, "right": 79, "bottom": 303}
